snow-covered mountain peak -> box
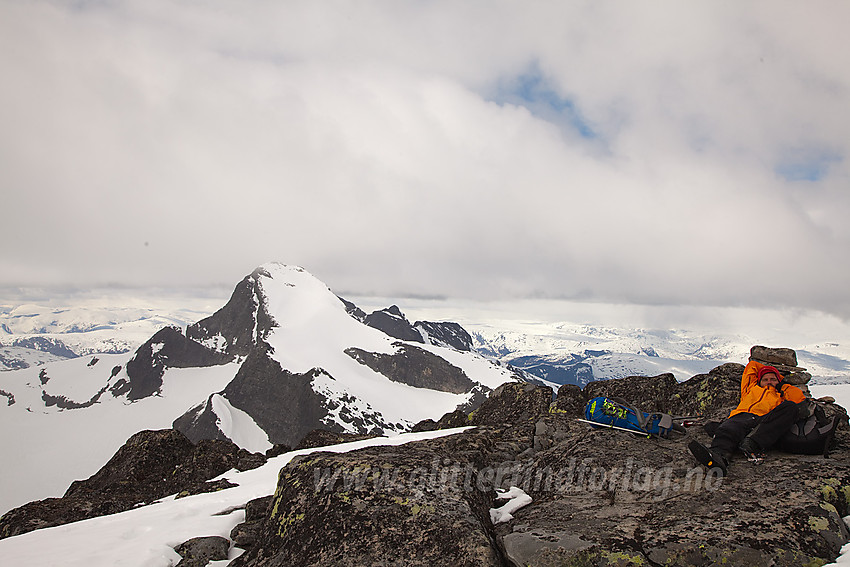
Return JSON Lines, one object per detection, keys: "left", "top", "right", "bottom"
{"left": 254, "top": 263, "right": 361, "bottom": 334}
{"left": 0, "top": 264, "right": 520, "bottom": 514}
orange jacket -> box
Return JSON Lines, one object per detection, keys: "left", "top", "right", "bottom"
{"left": 729, "top": 360, "right": 806, "bottom": 417}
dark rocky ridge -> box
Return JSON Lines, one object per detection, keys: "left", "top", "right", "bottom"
{"left": 173, "top": 345, "right": 403, "bottom": 449}
{"left": 0, "top": 429, "right": 266, "bottom": 540}
{"left": 360, "top": 304, "right": 474, "bottom": 352}
{"left": 120, "top": 326, "right": 232, "bottom": 400}
{"left": 345, "top": 342, "right": 476, "bottom": 394}
{"left": 186, "top": 267, "right": 278, "bottom": 357}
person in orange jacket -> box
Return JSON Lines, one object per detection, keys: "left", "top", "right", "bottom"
{"left": 689, "top": 360, "right": 806, "bottom": 476}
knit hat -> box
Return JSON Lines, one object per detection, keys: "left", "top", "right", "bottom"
{"left": 757, "top": 365, "right": 782, "bottom": 383}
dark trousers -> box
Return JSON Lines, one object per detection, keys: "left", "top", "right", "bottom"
{"left": 711, "top": 400, "right": 801, "bottom": 457}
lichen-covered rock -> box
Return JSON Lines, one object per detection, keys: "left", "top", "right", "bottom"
{"left": 410, "top": 418, "right": 439, "bottom": 432}
{"left": 231, "top": 427, "right": 524, "bottom": 567}
{"left": 669, "top": 362, "right": 745, "bottom": 420}
{"left": 231, "top": 496, "right": 274, "bottom": 551}
{"left": 174, "top": 535, "right": 230, "bottom": 566}
{"left": 468, "top": 382, "right": 553, "bottom": 426}
{"left": 504, "top": 419, "right": 850, "bottom": 566}
{"left": 584, "top": 373, "right": 679, "bottom": 414}
{"left": 550, "top": 383, "right": 586, "bottom": 417}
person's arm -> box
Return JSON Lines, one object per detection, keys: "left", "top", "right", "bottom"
{"left": 781, "top": 383, "right": 806, "bottom": 403}
{"left": 741, "top": 360, "right": 763, "bottom": 396}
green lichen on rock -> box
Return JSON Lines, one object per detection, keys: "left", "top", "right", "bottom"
{"left": 391, "top": 495, "right": 434, "bottom": 517}
{"left": 275, "top": 511, "right": 305, "bottom": 538}
{"left": 809, "top": 516, "right": 830, "bottom": 532}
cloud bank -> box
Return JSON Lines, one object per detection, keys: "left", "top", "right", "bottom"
{"left": 1, "top": 1, "right": 849, "bottom": 316}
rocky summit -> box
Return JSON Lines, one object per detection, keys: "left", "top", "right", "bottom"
{"left": 232, "top": 353, "right": 850, "bottom": 566}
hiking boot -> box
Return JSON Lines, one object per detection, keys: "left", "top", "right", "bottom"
{"left": 739, "top": 437, "right": 765, "bottom": 465}
{"left": 688, "top": 440, "right": 728, "bottom": 477}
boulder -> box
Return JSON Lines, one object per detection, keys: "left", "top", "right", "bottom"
{"left": 751, "top": 345, "right": 798, "bottom": 368}
{"left": 468, "top": 382, "right": 553, "bottom": 427}
{"left": 584, "top": 373, "right": 679, "bottom": 414}
{"left": 749, "top": 346, "right": 812, "bottom": 389}
{"left": 550, "top": 383, "right": 586, "bottom": 417}
{"left": 174, "top": 536, "right": 230, "bottom": 567}
{"left": 229, "top": 425, "right": 529, "bottom": 567}
{"left": 230, "top": 496, "right": 274, "bottom": 551}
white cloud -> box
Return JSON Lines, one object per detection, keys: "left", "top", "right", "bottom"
{"left": 1, "top": 0, "right": 848, "bottom": 317}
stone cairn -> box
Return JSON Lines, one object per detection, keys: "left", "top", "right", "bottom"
{"left": 749, "top": 345, "right": 812, "bottom": 397}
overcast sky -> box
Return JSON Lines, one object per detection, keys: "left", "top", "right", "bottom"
{"left": 2, "top": 1, "right": 849, "bottom": 318}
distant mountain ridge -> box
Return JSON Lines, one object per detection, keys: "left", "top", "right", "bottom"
{"left": 471, "top": 325, "right": 850, "bottom": 386}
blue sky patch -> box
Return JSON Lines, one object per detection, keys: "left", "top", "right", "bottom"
{"left": 491, "top": 63, "right": 598, "bottom": 140}
{"left": 775, "top": 149, "right": 842, "bottom": 182}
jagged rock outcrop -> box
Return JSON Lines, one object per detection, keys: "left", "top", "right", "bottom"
{"left": 230, "top": 425, "right": 526, "bottom": 567}
{"left": 186, "top": 267, "right": 277, "bottom": 357}
{"left": 413, "top": 320, "right": 473, "bottom": 351}
{"left": 363, "top": 305, "right": 424, "bottom": 343}
{"left": 0, "top": 429, "right": 266, "bottom": 540}
{"left": 175, "top": 348, "right": 332, "bottom": 448}
{"left": 345, "top": 343, "right": 476, "bottom": 394}
{"left": 468, "top": 381, "right": 554, "bottom": 426}
{"left": 235, "top": 357, "right": 850, "bottom": 566}
{"left": 361, "top": 305, "right": 474, "bottom": 352}
{"left": 119, "top": 326, "right": 233, "bottom": 400}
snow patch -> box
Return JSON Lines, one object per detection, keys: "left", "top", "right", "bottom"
{"left": 489, "top": 486, "right": 532, "bottom": 524}
{"left": 209, "top": 394, "right": 272, "bottom": 453}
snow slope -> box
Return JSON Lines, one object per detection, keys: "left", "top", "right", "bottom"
{"left": 0, "top": 357, "right": 242, "bottom": 515}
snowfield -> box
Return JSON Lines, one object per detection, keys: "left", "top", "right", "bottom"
{"left": 0, "top": 360, "right": 242, "bottom": 514}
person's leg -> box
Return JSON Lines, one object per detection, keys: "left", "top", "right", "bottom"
{"left": 745, "top": 400, "right": 801, "bottom": 451}
{"left": 710, "top": 413, "right": 758, "bottom": 459}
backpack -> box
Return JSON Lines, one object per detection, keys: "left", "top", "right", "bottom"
{"left": 583, "top": 396, "right": 685, "bottom": 438}
{"left": 778, "top": 399, "right": 848, "bottom": 457}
